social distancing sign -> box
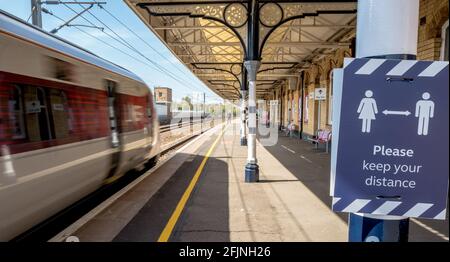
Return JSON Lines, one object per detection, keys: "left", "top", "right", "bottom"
{"left": 330, "top": 58, "right": 449, "bottom": 219}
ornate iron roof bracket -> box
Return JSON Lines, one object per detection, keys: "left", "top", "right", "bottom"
{"left": 258, "top": 5, "right": 357, "bottom": 56}
{"left": 191, "top": 63, "right": 243, "bottom": 89}
{"left": 257, "top": 63, "right": 298, "bottom": 74}
{"left": 135, "top": 0, "right": 357, "bottom": 98}
{"left": 137, "top": 1, "right": 248, "bottom": 59}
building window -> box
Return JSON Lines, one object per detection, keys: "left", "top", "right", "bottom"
{"left": 441, "top": 20, "right": 449, "bottom": 61}
{"left": 159, "top": 92, "right": 163, "bottom": 98}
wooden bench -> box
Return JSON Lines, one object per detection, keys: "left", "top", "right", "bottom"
{"left": 308, "top": 129, "right": 332, "bottom": 153}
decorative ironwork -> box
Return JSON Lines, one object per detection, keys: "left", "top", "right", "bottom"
{"left": 132, "top": 1, "right": 357, "bottom": 98}
{"left": 282, "top": 3, "right": 355, "bottom": 20}
{"left": 142, "top": 2, "right": 225, "bottom": 19}
{"left": 138, "top": 1, "right": 248, "bottom": 57}
{"left": 192, "top": 63, "right": 243, "bottom": 89}
{"left": 224, "top": 3, "right": 247, "bottom": 28}
{"left": 194, "top": 5, "right": 224, "bottom": 20}
{"left": 208, "top": 80, "right": 241, "bottom": 94}
{"left": 258, "top": 63, "right": 298, "bottom": 74}
{"left": 230, "top": 63, "right": 242, "bottom": 75}
{"left": 259, "top": 3, "right": 282, "bottom": 27}
{"left": 258, "top": 2, "right": 357, "bottom": 55}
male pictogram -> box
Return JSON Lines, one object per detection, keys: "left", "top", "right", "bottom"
{"left": 415, "top": 92, "right": 434, "bottom": 136}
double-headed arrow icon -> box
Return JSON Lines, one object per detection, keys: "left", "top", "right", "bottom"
{"left": 382, "top": 110, "right": 411, "bottom": 116}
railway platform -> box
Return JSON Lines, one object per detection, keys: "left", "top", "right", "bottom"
{"left": 51, "top": 120, "right": 449, "bottom": 242}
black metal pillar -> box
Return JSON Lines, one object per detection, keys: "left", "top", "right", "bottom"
{"left": 244, "top": 0, "right": 261, "bottom": 183}
{"left": 240, "top": 69, "right": 248, "bottom": 146}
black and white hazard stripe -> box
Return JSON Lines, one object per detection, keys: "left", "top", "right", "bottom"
{"left": 344, "top": 58, "right": 448, "bottom": 77}
{"left": 332, "top": 197, "right": 446, "bottom": 219}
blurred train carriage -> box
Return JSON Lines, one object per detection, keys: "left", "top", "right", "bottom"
{"left": 0, "top": 10, "right": 160, "bottom": 241}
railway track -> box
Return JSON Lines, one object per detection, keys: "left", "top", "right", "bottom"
{"left": 159, "top": 118, "right": 209, "bottom": 133}
{"left": 11, "top": 119, "right": 218, "bottom": 242}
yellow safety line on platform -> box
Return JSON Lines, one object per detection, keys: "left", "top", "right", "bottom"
{"left": 157, "top": 125, "right": 227, "bottom": 242}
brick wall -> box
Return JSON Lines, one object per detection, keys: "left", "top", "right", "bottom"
{"left": 154, "top": 87, "right": 172, "bottom": 103}
{"left": 417, "top": 0, "right": 448, "bottom": 60}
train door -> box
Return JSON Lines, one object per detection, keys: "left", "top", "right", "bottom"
{"left": 106, "top": 80, "right": 120, "bottom": 148}
{"left": 36, "top": 87, "right": 53, "bottom": 141}
{"left": 105, "top": 80, "right": 122, "bottom": 179}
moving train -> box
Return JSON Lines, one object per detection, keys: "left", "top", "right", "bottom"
{"left": 0, "top": 10, "right": 160, "bottom": 241}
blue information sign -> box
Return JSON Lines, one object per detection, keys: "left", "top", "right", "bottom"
{"left": 332, "top": 58, "right": 449, "bottom": 219}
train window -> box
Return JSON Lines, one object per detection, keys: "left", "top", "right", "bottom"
{"left": 0, "top": 85, "right": 26, "bottom": 141}
{"left": 118, "top": 94, "right": 147, "bottom": 133}
{"left": 129, "top": 103, "right": 145, "bottom": 130}
{"left": 16, "top": 86, "right": 54, "bottom": 142}
{"left": 61, "top": 91, "right": 74, "bottom": 133}
{"left": 49, "top": 89, "right": 70, "bottom": 139}
{"left": 2, "top": 78, "right": 109, "bottom": 154}
{"left": 10, "top": 86, "right": 26, "bottom": 139}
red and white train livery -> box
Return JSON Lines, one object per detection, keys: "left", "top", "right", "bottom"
{"left": 0, "top": 10, "right": 160, "bottom": 241}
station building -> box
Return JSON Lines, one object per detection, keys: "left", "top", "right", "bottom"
{"left": 154, "top": 86, "right": 173, "bottom": 124}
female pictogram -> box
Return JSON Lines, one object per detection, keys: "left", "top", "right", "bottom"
{"left": 357, "top": 90, "right": 378, "bottom": 133}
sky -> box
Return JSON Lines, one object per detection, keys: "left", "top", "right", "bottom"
{"left": 0, "top": 0, "right": 223, "bottom": 103}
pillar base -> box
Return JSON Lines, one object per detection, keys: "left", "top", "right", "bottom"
{"left": 348, "top": 213, "right": 409, "bottom": 242}
{"left": 240, "top": 137, "right": 247, "bottom": 146}
{"left": 244, "top": 163, "right": 259, "bottom": 183}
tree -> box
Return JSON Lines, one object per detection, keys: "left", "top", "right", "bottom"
{"left": 182, "top": 96, "right": 193, "bottom": 110}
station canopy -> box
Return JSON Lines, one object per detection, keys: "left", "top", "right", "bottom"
{"left": 125, "top": 0, "right": 357, "bottom": 100}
